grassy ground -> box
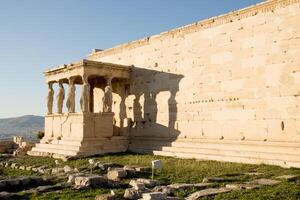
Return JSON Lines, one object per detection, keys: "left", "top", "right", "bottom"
{"left": 1, "top": 153, "right": 300, "bottom": 199}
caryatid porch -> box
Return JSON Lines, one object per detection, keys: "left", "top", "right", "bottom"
{"left": 28, "top": 59, "right": 132, "bottom": 158}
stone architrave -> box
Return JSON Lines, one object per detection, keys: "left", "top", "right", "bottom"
{"left": 57, "top": 82, "right": 65, "bottom": 114}
{"left": 80, "top": 76, "right": 90, "bottom": 112}
{"left": 66, "top": 78, "right": 76, "bottom": 113}
{"left": 47, "top": 82, "right": 54, "bottom": 114}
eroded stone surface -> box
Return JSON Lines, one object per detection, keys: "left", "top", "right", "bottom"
{"left": 74, "top": 175, "right": 108, "bottom": 188}
{"left": 186, "top": 188, "right": 231, "bottom": 200}
{"left": 252, "top": 179, "right": 281, "bottom": 186}
{"left": 202, "top": 177, "right": 225, "bottom": 183}
{"left": 136, "top": 179, "right": 160, "bottom": 188}
{"left": 107, "top": 168, "right": 127, "bottom": 181}
{"left": 124, "top": 188, "right": 142, "bottom": 199}
{"left": 225, "top": 183, "right": 260, "bottom": 190}
{"left": 142, "top": 192, "right": 167, "bottom": 200}
{"left": 275, "top": 175, "right": 298, "bottom": 181}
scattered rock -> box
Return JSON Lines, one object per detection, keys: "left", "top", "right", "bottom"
{"left": 37, "top": 165, "right": 49, "bottom": 174}
{"left": 24, "top": 183, "right": 65, "bottom": 194}
{"left": 0, "top": 176, "right": 46, "bottom": 190}
{"left": 95, "top": 194, "right": 118, "bottom": 200}
{"left": 153, "top": 182, "right": 213, "bottom": 196}
{"left": 18, "top": 177, "right": 31, "bottom": 186}
{"left": 67, "top": 173, "right": 85, "bottom": 184}
{"left": 152, "top": 186, "right": 175, "bottom": 196}
{"left": 135, "top": 167, "right": 151, "bottom": 173}
{"left": 169, "top": 183, "right": 212, "bottom": 190}
{"left": 275, "top": 175, "right": 298, "bottom": 181}
{"left": 26, "top": 166, "right": 33, "bottom": 171}
{"left": 244, "top": 172, "right": 263, "bottom": 176}
{"left": 142, "top": 192, "right": 167, "bottom": 200}
{"left": 98, "top": 163, "right": 121, "bottom": 171}
{"left": 129, "top": 180, "right": 147, "bottom": 191}
{"left": 0, "top": 191, "right": 19, "bottom": 199}
{"left": 252, "top": 178, "right": 281, "bottom": 186}
{"left": 123, "top": 165, "right": 136, "bottom": 176}
{"left": 64, "top": 165, "right": 73, "bottom": 173}
{"left": 0, "top": 181, "right": 6, "bottom": 189}
{"left": 74, "top": 175, "right": 108, "bottom": 188}
{"left": 30, "top": 177, "right": 45, "bottom": 185}
{"left": 52, "top": 167, "right": 65, "bottom": 174}
{"left": 186, "top": 188, "right": 231, "bottom": 200}
{"left": 225, "top": 183, "right": 259, "bottom": 190}
{"left": 10, "top": 163, "right": 17, "bottom": 168}
{"left": 124, "top": 188, "right": 142, "bottom": 199}
{"left": 107, "top": 168, "right": 127, "bottom": 181}
{"left": 5, "top": 179, "right": 20, "bottom": 187}
{"left": 19, "top": 166, "right": 26, "bottom": 170}
{"left": 136, "top": 179, "right": 160, "bottom": 188}
{"left": 32, "top": 167, "right": 38, "bottom": 172}
{"left": 202, "top": 177, "right": 224, "bottom": 183}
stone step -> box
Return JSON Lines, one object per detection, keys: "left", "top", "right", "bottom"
{"left": 161, "top": 146, "right": 300, "bottom": 162}
{"left": 30, "top": 146, "right": 78, "bottom": 156}
{"left": 174, "top": 138, "right": 300, "bottom": 147}
{"left": 35, "top": 143, "right": 81, "bottom": 151}
{"left": 170, "top": 141, "right": 300, "bottom": 155}
{"left": 56, "top": 137, "right": 129, "bottom": 146}
{"left": 153, "top": 150, "right": 300, "bottom": 168}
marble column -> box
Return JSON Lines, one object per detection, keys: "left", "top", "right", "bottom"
{"left": 66, "top": 77, "right": 76, "bottom": 113}
{"left": 57, "top": 81, "right": 65, "bottom": 114}
{"left": 102, "top": 77, "right": 113, "bottom": 113}
{"left": 47, "top": 82, "right": 54, "bottom": 114}
{"left": 80, "top": 75, "right": 90, "bottom": 113}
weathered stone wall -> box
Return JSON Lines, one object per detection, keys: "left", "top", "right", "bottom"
{"left": 88, "top": 0, "right": 300, "bottom": 167}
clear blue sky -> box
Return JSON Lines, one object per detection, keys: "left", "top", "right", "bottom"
{"left": 0, "top": 0, "right": 263, "bottom": 118}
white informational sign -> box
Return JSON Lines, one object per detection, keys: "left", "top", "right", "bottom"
{"left": 151, "top": 160, "right": 162, "bottom": 169}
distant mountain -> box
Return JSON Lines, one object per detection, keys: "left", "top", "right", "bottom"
{"left": 0, "top": 115, "right": 44, "bottom": 140}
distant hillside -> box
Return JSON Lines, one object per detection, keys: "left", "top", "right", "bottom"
{"left": 0, "top": 115, "right": 44, "bottom": 140}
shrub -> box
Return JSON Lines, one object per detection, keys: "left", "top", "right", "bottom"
{"left": 37, "top": 131, "right": 45, "bottom": 140}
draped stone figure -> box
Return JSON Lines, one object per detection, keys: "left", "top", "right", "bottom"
{"left": 47, "top": 82, "right": 54, "bottom": 114}
{"left": 80, "top": 76, "right": 90, "bottom": 112}
{"left": 66, "top": 78, "right": 76, "bottom": 113}
{"left": 102, "top": 85, "right": 113, "bottom": 112}
{"left": 57, "top": 82, "right": 65, "bottom": 114}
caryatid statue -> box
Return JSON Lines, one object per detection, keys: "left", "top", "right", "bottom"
{"left": 102, "top": 77, "right": 113, "bottom": 113}
{"left": 47, "top": 82, "right": 54, "bottom": 114}
{"left": 66, "top": 78, "right": 76, "bottom": 113}
{"left": 57, "top": 81, "right": 65, "bottom": 114}
{"left": 80, "top": 75, "right": 90, "bottom": 112}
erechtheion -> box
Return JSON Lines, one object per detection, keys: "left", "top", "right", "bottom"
{"left": 29, "top": 0, "right": 300, "bottom": 168}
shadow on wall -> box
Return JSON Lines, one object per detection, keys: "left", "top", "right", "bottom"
{"left": 125, "top": 66, "right": 184, "bottom": 152}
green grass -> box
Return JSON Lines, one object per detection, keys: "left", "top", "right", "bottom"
{"left": 1, "top": 153, "right": 300, "bottom": 199}
{"left": 0, "top": 167, "right": 36, "bottom": 178}
{"left": 26, "top": 188, "right": 111, "bottom": 200}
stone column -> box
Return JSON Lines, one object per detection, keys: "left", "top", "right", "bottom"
{"left": 80, "top": 75, "right": 90, "bottom": 113}
{"left": 102, "top": 76, "right": 113, "bottom": 113}
{"left": 47, "top": 82, "right": 54, "bottom": 114}
{"left": 57, "top": 81, "right": 65, "bottom": 114}
{"left": 66, "top": 77, "right": 76, "bottom": 113}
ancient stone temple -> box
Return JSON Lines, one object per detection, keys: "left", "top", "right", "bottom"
{"left": 29, "top": 0, "right": 300, "bottom": 168}
{"left": 29, "top": 60, "right": 132, "bottom": 157}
